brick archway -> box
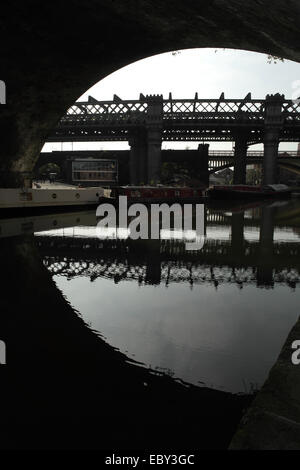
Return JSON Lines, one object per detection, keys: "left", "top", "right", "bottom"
{"left": 1, "top": 0, "right": 300, "bottom": 186}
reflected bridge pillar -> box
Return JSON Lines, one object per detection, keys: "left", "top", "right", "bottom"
{"left": 263, "top": 94, "right": 284, "bottom": 185}
{"left": 231, "top": 212, "right": 245, "bottom": 256}
{"left": 257, "top": 205, "right": 275, "bottom": 287}
{"left": 145, "top": 240, "right": 162, "bottom": 285}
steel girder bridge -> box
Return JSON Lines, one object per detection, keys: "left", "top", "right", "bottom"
{"left": 49, "top": 93, "right": 300, "bottom": 143}
{"left": 47, "top": 93, "right": 300, "bottom": 185}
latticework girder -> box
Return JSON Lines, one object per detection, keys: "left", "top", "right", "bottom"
{"left": 48, "top": 95, "right": 300, "bottom": 143}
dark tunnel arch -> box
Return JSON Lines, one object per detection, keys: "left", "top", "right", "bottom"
{"left": 2, "top": 0, "right": 300, "bottom": 187}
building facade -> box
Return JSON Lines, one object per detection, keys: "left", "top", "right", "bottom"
{"left": 69, "top": 158, "right": 118, "bottom": 186}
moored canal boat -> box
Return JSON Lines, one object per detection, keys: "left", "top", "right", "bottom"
{"left": 207, "top": 184, "right": 292, "bottom": 200}
{"left": 105, "top": 186, "right": 207, "bottom": 204}
{"left": 0, "top": 187, "right": 105, "bottom": 216}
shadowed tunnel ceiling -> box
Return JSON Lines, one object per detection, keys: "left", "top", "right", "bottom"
{"left": 1, "top": 0, "right": 300, "bottom": 186}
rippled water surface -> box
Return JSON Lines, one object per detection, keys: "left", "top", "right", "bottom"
{"left": 32, "top": 200, "right": 300, "bottom": 393}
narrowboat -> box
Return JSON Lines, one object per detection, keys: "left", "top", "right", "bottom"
{"left": 207, "top": 184, "right": 292, "bottom": 200}
{"left": 106, "top": 186, "right": 206, "bottom": 204}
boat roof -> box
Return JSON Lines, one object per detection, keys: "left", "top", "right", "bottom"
{"left": 264, "top": 184, "right": 289, "bottom": 190}
{"left": 213, "top": 184, "right": 290, "bottom": 191}
{"left": 118, "top": 186, "right": 197, "bottom": 189}
{"left": 213, "top": 185, "right": 260, "bottom": 189}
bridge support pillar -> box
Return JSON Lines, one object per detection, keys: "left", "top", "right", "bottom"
{"left": 233, "top": 135, "right": 249, "bottom": 184}
{"left": 129, "top": 130, "right": 147, "bottom": 185}
{"left": 263, "top": 94, "right": 284, "bottom": 185}
{"left": 147, "top": 128, "right": 163, "bottom": 184}
{"left": 196, "top": 144, "right": 209, "bottom": 187}
{"left": 145, "top": 95, "right": 163, "bottom": 184}
{"left": 263, "top": 129, "right": 280, "bottom": 185}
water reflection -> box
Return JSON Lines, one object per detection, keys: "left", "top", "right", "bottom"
{"left": 6, "top": 200, "right": 291, "bottom": 394}
{"left": 2, "top": 201, "right": 300, "bottom": 393}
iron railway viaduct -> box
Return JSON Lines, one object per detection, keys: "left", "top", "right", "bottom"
{"left": 47, "top": 93, "right": 300, "bottom": 185}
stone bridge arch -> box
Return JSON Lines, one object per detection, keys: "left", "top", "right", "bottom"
{"left": 1, "top": 0, "right": 300, "bottom": 187}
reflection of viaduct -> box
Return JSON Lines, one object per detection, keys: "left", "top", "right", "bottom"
{"left": 36, "top": 207, "right": 300, "bottom": 289}
{"left": 1, "top": 235, "right": 252, "bottom": 450}
{"left": 46, "top": 93, "right": 300, "bottom": 185}
{"left": 42, "top": 250, "right": 300, "bottom": 289}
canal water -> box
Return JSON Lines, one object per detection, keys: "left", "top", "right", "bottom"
{"left": 35, "top": 199, "right": 300, "bottom": 393}
{"left": 1, "top": 198, "right": 300, "bottom": 449}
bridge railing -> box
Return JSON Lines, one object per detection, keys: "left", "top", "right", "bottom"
{"left": 52, "top": 98, "right": 300, "bottom": 138}
{"left": 163, "top": 99, "right": 266, "bottom": 119}
{"left": 63, "top": 99, "right": 266, "bottom": 123}
{"left": 282, "top": 101, "right": 300, "bottom": 121}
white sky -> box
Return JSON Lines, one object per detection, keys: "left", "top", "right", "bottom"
{"left": 43, "top": 48, "right": 300, "bottom": 152}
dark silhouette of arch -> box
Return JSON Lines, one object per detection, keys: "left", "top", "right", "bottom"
{"left": 1, "top": 1, "right": 300, "bottom": 186}
{"left": 0, "top": 235, "right": 252, "bottom": 449}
